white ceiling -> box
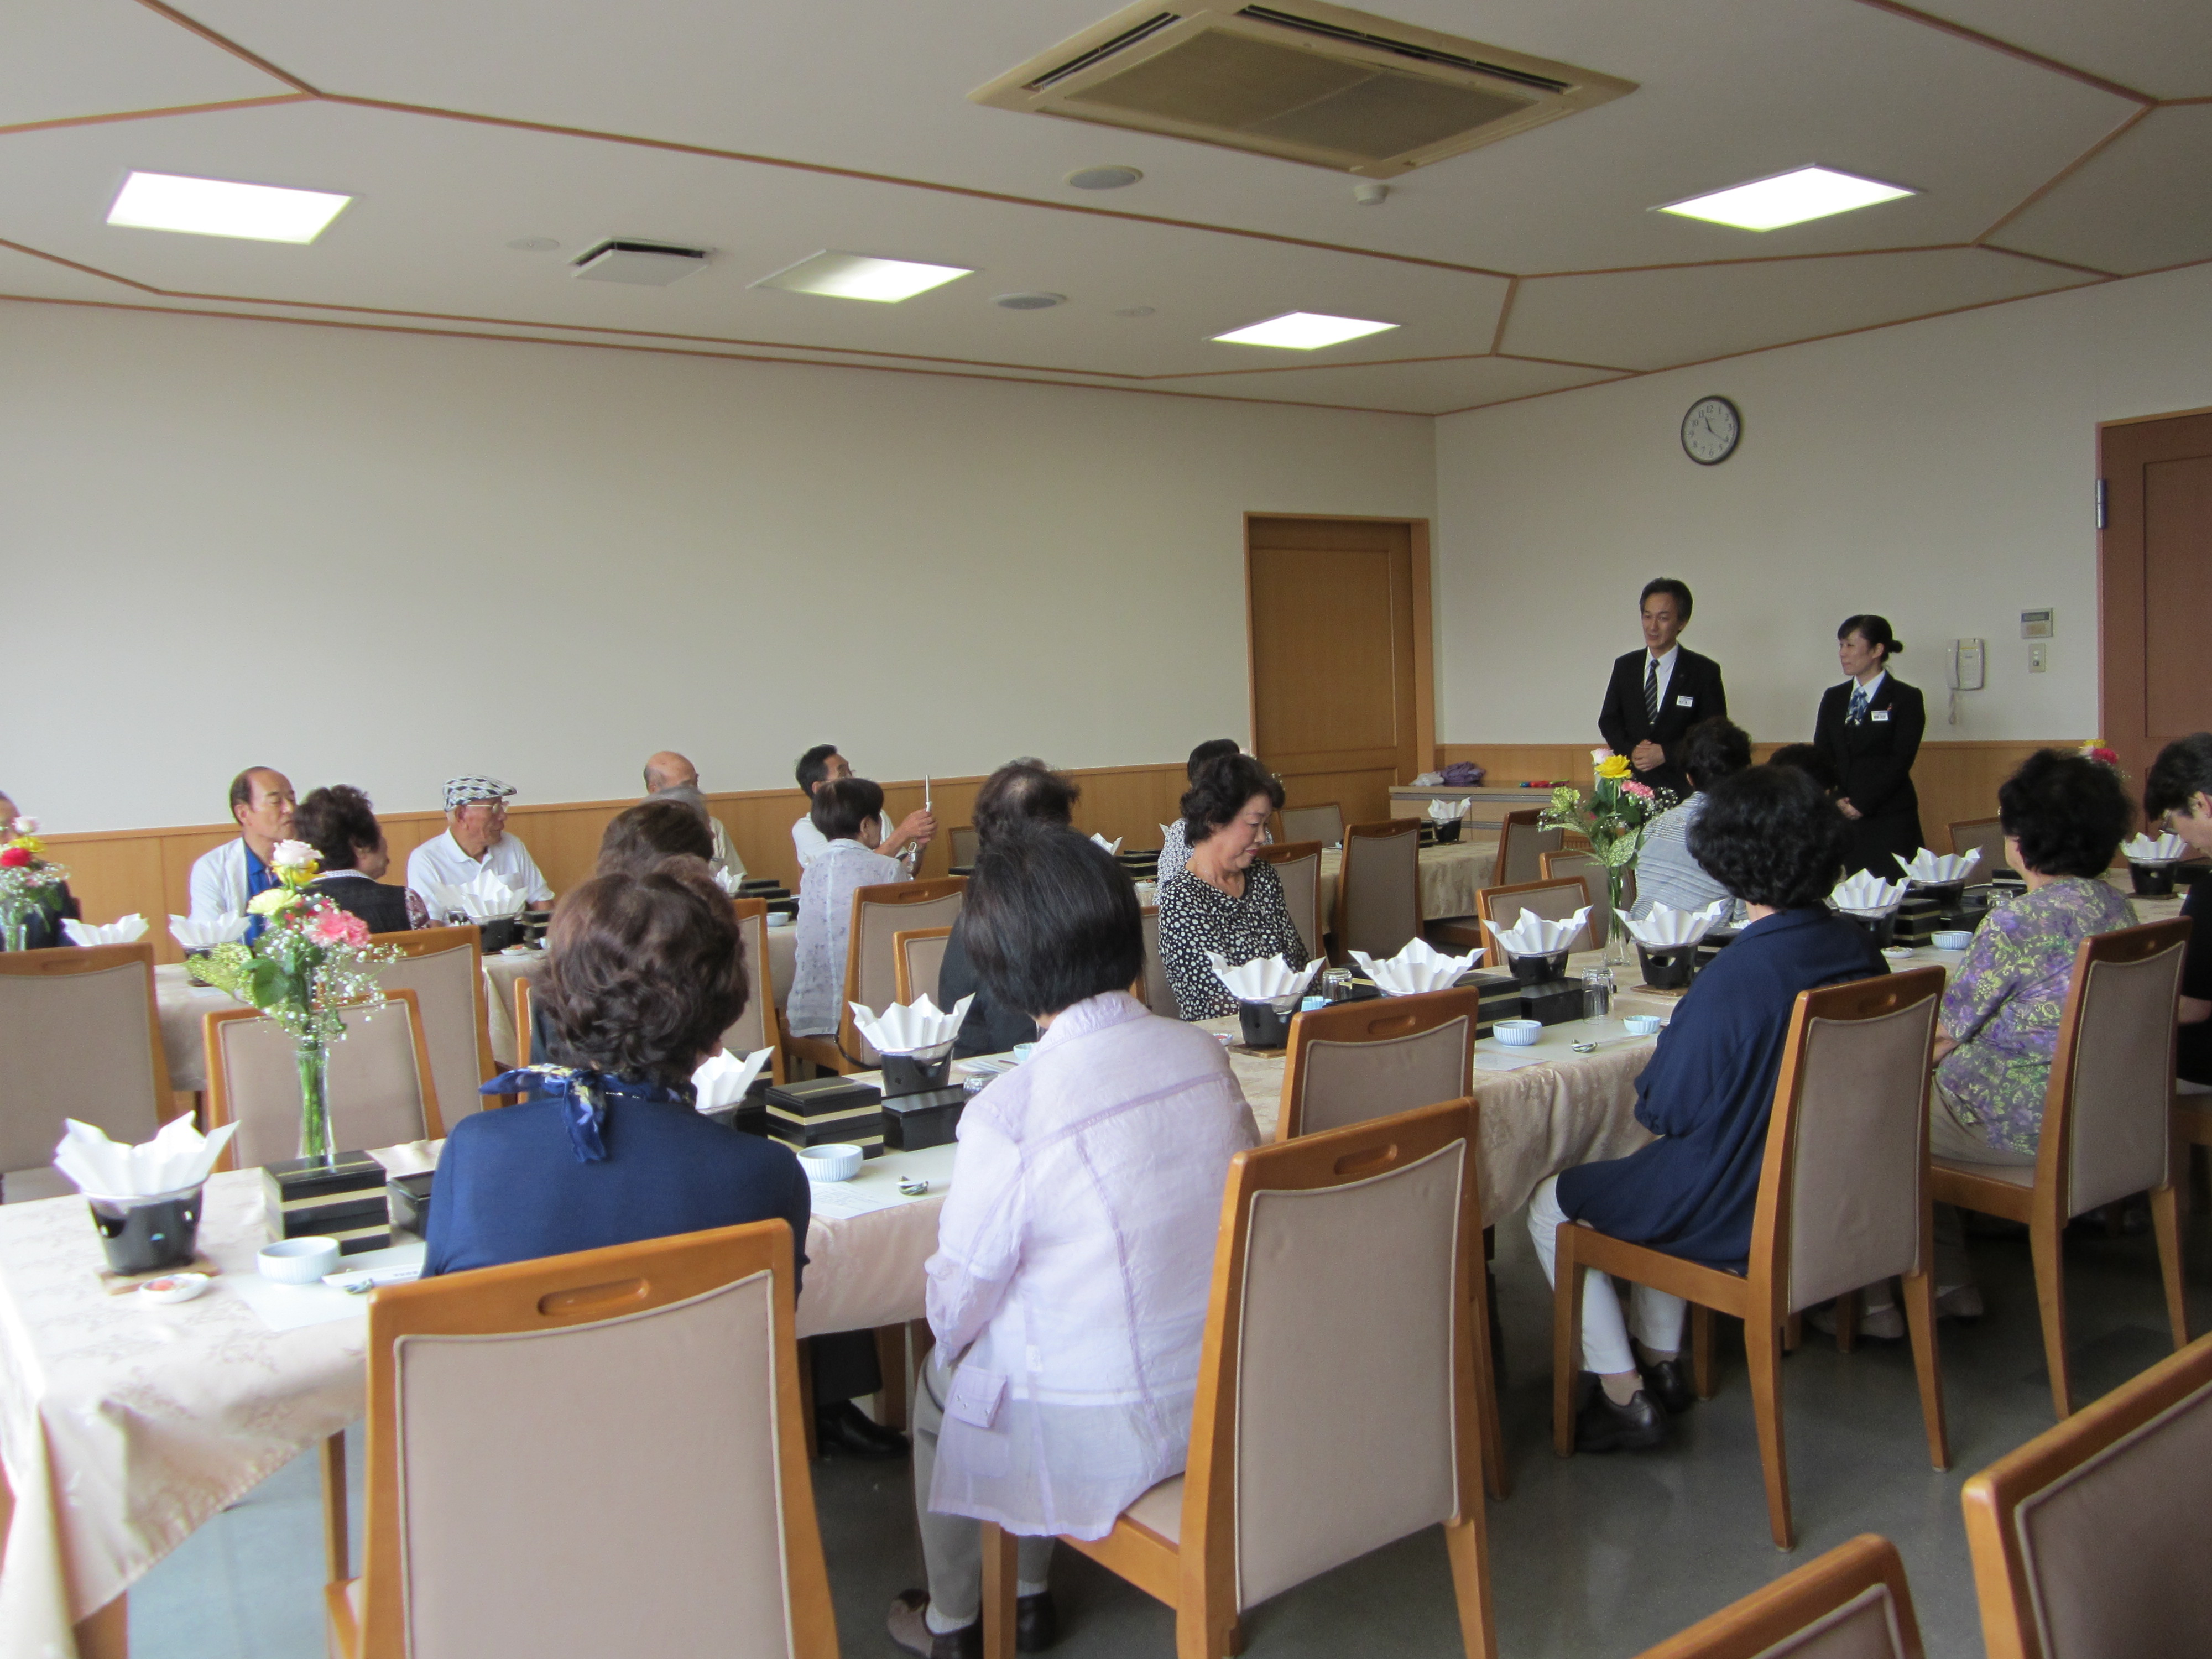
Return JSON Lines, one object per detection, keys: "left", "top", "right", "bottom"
{"left": 2, "top": 0, "right": 2205, "bottom": 415}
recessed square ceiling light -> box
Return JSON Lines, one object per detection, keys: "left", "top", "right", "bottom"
{"left": 1656, "top": 165, "right": 1914, "bottom": 232}
{"left": 106, "top": 170, "right": 351, "bottom": 243}
{"left": 751, "top": 251, "right": 973, "bottom": 303}
{"left": 1212, "top": 311, "right": 1399, "bottom": 350}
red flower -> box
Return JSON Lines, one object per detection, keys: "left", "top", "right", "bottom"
{"left": 0, "top": 847, "right": 30, "bottom": 869}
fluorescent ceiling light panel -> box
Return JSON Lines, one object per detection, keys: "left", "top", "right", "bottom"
{"left": 752, "top": 251, "right": 972, "bottom": 302}
{"left": 106, "top": 170, "right": 351, "bottom": 243}
{"left": 1212, "top": 311, "right": 1399, "bottom": 350}
{"left": 1657, "top": 165, "right": 1914, "bottom": 231}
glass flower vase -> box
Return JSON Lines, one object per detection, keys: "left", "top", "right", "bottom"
{"left": 0, "top": 903, "right": 28, "bottom": 954}
{"left": 295, "top": 1039, "right": 335, "bottom": 1166}
{"left": 1604, "top": 867, "right": 1633, "bottom": 967}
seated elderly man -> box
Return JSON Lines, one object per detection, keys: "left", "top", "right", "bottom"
{"left": 642, "top": 750, "right": 744, "bottom": 878}
{"left": 406, "top": 776, "right": 554, "bottom": 922}
{"left": 792, "top": 743, "right": 935, "bottom": 871}
{"left": 188, "top": 767, "right": 297, "bottom": 937}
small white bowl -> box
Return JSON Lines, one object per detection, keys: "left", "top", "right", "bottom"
{"left": 1492, "top": 1019, "right": 1541, "bottom": 1047}
{"left": 1931, "top": 930, "right": 1974, "bottom": 951}
{"left": 1623, "top": 1015, "right": 1663, "bottom": 1037}
{"left": 258, "top": 1237, "right": 340, "bottom": 1283}
{"left": 797, "top": 1144, "right": 864, "bottom": 1182}
{"left": 1010, "top": 1042, "right": 1037, "bottom": 1065}
{"left": 138, "top": 1272, "right": 211, "bottom": 1305}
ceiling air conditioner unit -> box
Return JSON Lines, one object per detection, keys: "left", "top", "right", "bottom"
{"left": 971, "top": 0, "right": 1635, "bottom": 178}
{"left": 571, "top": 239, "right": 709, "bottom": 286}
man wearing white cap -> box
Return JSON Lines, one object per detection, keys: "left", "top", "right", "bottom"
{"left": 406, "top": 776, "right": 555, "bottom": 923}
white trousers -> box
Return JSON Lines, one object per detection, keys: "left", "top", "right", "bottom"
{"left": 1528, "top": 1175, "right": 1687, "bottom": 1376}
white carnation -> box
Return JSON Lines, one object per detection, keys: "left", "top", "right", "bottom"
{"left": 272, "top": 839, "right": 319, "bottom": 870}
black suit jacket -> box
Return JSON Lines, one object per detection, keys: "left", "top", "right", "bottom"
{"left": 1597, "top": 647, "right": 1728, "bottom": 800}
{"left": 1813, "top": 675, "right": 1926, "bottom": 876}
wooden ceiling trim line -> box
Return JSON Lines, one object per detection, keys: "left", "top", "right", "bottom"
{"left": 1845, "top": 0, "right": 2156, "bottom": 106}
{"left": 1431, "top": 371, "right": 1641, "bottom": 418}
{"left": 1488, "top": 277, "right": 1519, "bottom": 354}
{"left": 1517, "top": 243, "right": 1975, "bottom": 280}
{"left": 128, "top": 0, "right": 320, "bottom": 95}
{"left": 1494, "top": 352, "right": 1645, "bottom": 372}
{"left": 0, "top": 94, "right": 315, "bottom": 138}
{"left": 1979, "top": 244, "right": 2121, "bottom": 279}
{"left": 0, "top": 235, "right": 168, "bottom": 294}
{"left": 1972, "top": 105, "right": 2155, "bottom": 243}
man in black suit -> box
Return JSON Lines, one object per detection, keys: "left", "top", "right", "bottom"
{"left": 1597, "top": 578, "right": 1728, "bottom": 800}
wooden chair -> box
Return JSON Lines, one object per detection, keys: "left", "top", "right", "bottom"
{"left": 1961, "top": 1331, "right": 2212, "bottom": 1659}
{"left": 0, "top": 942, "right": 173, "bottom": 1203}
{"left": 1949, "top": 816, "right": 2011, "bottom": 881}
{"left": 1252, "top": 841, "right": 1324, "bottom": 962}
{"left": 948, "top": 825, "right": 980, "bottom": 872}
{"left": 1137, "top": 907, "right": 1173, "bottom": 1016}
{"left": 367, "top": 926, "right": 495, "bottom": 1126}
{"left": 1552, "top": 968, "right": 1950, "bottom": 1550}
{"left": 1631, "top": 1533, "right": 1926, "bottom": 1659}
{"left": 1279, "top": 802, "right": 1343, "bottom": 848}
{"left": 893, "top": 925, "right": 953, "bottom": 1006}
{"left": 729, "top": 897, "right": 787, "bottom": 1085}
{"left": 1491, "top": 808, "right": 1563, "bottom": 890}
{"left": 1334, "top": 820, "right": 1421, "bottom": 963}
{"left": 326, "top": 1221, "right": 837, "bottom": 1659}
{"left": 2172, "top": 1077, "right": 2212, "bottom": 1213}
{"left": 514, "top": 975, "right": 535, "bottom": 1070}
{"left": 1931, "top": 920, "right": 2190, "bottom": 1420}
{"left": 980, "top": 1099, "right": 1495, "bottom": 1659}
{"left": 1475, "top": 877, "right": 1593, "bottom": 967}
{"left": 205, "top": 989, "right": 444, "bottom": 1170}
{"left": 1541, "top": 849, "right": 1623, "bottom": 953}
{"left": 789, "top": 877, "right": 964, "bottom": 1072}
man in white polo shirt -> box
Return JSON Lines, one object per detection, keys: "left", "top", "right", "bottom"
{"left": 791, "top": 743, "right": 935, "bottom": 870}
{"left": 406, "top": 776, "right": 555, "bottom": 922}
{"left": 188, "top": 766, "right": 297, "bottom": 935}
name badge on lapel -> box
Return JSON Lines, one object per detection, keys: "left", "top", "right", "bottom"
{"left": 1675, "top": 695, "right": 1694, "bottom": 708}
{"left": 1871, "top": 710, "right": 1891, "bottom": 722}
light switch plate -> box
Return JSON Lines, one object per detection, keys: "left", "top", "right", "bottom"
{"left": 2029, "top": 644, "right": 2047, "bottom": 672}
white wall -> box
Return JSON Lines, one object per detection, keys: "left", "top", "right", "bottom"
{"left": 0, "top": 302, "right": 1433, "bottom": 830}
{"left": 1434, "top": 260, "right": 2212, "bottom": 747}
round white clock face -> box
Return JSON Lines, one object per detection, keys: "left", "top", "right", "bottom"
{"left": 1681, "top": 395, "right": 1741, "bottom": 465}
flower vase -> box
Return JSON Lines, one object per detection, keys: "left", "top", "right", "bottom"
{"left": 1604, "top": 867, "right": 1632, "bottom": 967}
{"left": 295, "top": 1039, "right": 335, "bottom": 1165}
{"left": 0, "top": 905, "right": 27, "bottom": 954}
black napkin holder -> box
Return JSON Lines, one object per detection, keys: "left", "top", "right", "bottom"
{"left": 1238, "top": 998, "right": 1296, "bottom": 1049}
{"left": 1433, "top": 818, "right": 1463, "bottom": 844}
{"left": 1507, "top": 950, "right": 1571, "bottom": 987}
{"left": 263, "top": 1150, "right": 391, "bottom": 1253}
{"left": 705, "top": 1072, "right": 775, "bottom": 1136}
{"left": 1637, "top": 944, "right": 1699, "bottom": 990}
{"left": 476, "top": 916, "right": 522, "bottom": 954}
{"left": 88, "top": 1189, "right": 204, "bottom": 1276}
{"left": 2131, "top": 862, "right": 2179, "bottom": 896}
{"left": 1460, "top": 969, "right": 1524, "bottom": 1036}
{"left": 385, "top": 1170, "right": 435, "bottom": 1240}
{"left": 884, "top": 1086, "right": 968, "bottom": 1151}
{"left": 880, "top": 1047, "right": 955, "bottom": 1099}
{"left": 766, "top": 1077, "right": 886, "bottom": 1159}
{"left": 1839, "top": 910, "right": 1900, "bottom": 950}
{"left": 1518, "top": 980, "right": 1584, "bottom": 1027}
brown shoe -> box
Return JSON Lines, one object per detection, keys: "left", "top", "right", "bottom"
{"left": 888, "top": 1590, "right": 980, "bottom": 1659}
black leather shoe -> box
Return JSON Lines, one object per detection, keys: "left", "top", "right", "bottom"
{"left": 1575, "top": 1387, "right": 1667, "bottom": 1453}
{"left": 887, "top": 1591, "right": 979, "bottom": 1659}
{"left": 817, "top": 1399, "right": 911, "bottom": 1460}
{"left": 1638, "top": 1356, "right": 1696, "bottom": 1416}
{"left": 1016, "top": 1590, "right": 1058, "bottom": 1653}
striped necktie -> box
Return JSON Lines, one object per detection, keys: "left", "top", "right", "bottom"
{"left": 1849, "top": 686, "right": 1869, "bottom": 726}
{"left": 1644, "top": 659, "right": 1659, "bottom": 724}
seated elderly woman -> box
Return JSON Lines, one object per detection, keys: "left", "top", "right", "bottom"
{"left": 597, "top": 796, "right": 716, "bottom": 877}
{"left": 422, "top": 862, "right": 809, "bottom": 1279}
{"left": 1628, "top": 717, "right": 1752, "bottom": 921}
{"left": 2146, "top": 732, "right": 2212, "bottom": 1086}
{"left": 936, "top": 759, "right": 1081, "bottom": 1058}
{"left": 1154, "top": 737, "right": 1243, "bottom": 880}
{"left": 891, "top": 825, "right": 1258, "bottom": 1657}
{"left": 1528, "top": 765, "right": 1885, "bottom": 1452}
{"left": 295, "top": 785, "right": 429, "bottom": 933}
{"left": 1156, "top": 753, "right": 1305, "bottom": 1021}
{"left": 786, "top": 776, "right": 909, "bottom": 1041}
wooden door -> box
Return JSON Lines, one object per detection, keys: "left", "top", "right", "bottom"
{"left": 1246, "top": 516, "right": 1432, "bottom": 827}
{"left": 2101, "top": 409, "right": 2212, "bottom": 791}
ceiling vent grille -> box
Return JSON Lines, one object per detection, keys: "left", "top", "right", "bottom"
{"left": 972, "top": 0, "right": 1633, "bottom": 177}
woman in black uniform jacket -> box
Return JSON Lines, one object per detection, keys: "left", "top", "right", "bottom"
{"left": 1813, "top": 614, "right": 1926, "bottom": 877}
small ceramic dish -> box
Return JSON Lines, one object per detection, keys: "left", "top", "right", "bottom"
{"left": 1881, "top": 946, "right": 1916, "bottom": 959}
{"left": 138, "top": 1272, "right": 211, "bottom": 1305}
{"left": 1010, "top": 1042, "right": 1037, "bottom": 1064}
{"left": 1492, "top": 1019, "right": 1541, "bottom": 1047}
{"left": 1931, "top": 931, "right": 1974, "bottom": 951}
{"left": 797, "top": 1144, "right": 864, "bottom": 1182}
{"left": 1623, "top": 1015, "right": 1664, "bottom": 1037}
{"left": 258, "top": 1237, "right": 340, "bottom": 1283}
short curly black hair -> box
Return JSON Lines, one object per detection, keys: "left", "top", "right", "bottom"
{"left": 293, "top": 785, "right": 382, "bottom": 871}
{"left": 542, "top": 864, "right": 749, "bottom": 1091}
{"left": 1186, "top": 738, "right": 1240, "bottom": 781}
{"left": 1766, "top": 743, "right": 1842, "bottom": 796}
{"left": 965, "top": 825, "right": 1142, "bottom": 1019}
{"left": 973, "top": 759, "right": 1079, "bottom": 846}
{"left": 596, "top": 799, "right": 714, "bottom": 878}
{"left": 1181, "top": 753, "right": 1285, "bottom": 847}
{"left": 1681, "top": 717, "right": 1752, "bottom": 793}
{"left": 811, "top": 776, "right": 886, "bottom": 842}
{"left": 1998, "top": 749, "right": 2133, "bottom": 879}
{"left": 2145, "top": 733, "right": 2212, "bottom": 823}
{"left": 1689, "top": 765, "right": 1850, "bottom": 907}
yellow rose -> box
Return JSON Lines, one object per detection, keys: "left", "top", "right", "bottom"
{"left": 1596, "top": 755, "right": 1633, "bottom": 780}
{"left": 248, "top": 887, "right": 301, "bottom": 917}
{"left": 12, "top": 835, "right": 44, "bottom": 857}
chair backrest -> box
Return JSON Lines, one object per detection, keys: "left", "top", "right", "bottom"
{"left": 1138, "top": 906, "right": 1172, "bottom": 1016}
{"left": 1253, "top": 841, "right": 1324, "bottom": 962}
{"left": 893, "top": 926, "right": 953, "bottom": 1006}
{"left": 354, "top": 1221, "right": 836, "bottom": 1659}
{"left": 1631, "top": 1534, "right": 1925, "bottom": 1659}
{"left": 1279, "top": 989, "right": 1478, "bottom": 1140}
{"left": 514, "top": 975, "right": 535, "bottom": 1069}
{"left": 1280, "top": 803, "right": 1343, "bottom": 848}
{"left": 1961, "top": 1331, "right": 2212, "bottom": 1659}
{"left": 205, "top": 989, "right": 442, "bottom": 1170}
{"left": 1476, "top": 877, "right": 1593, "bottom": 965}
{"left": 1335, "top": 820, "right": 1421, "bottom": 961}
{"left": 1540, "top": 850, "right": 1614, "bottom": 951}
{"left": 837, "top": 878, "right": 967, "bottom": 1066}
{"left": 1180, "top": 1099, "right": 1481, "bottom": 1618}
{"left": 0, "top": 943, "right": 171, "bottom": 1173}
{"left": 727, "top": 898, "right": 778, "bottom": 1064}
{"left": 2036, "top": 920, "right": 2189, "bottom": 1219}
{"left": 1751, "top": 968, "right": 1945, "bottom": 1317}
{"left": 948, "top": 826, "right": 980, "bottom": 869}
{"left": 1949, "top": 817, "right": 2011, "bottom": 880}
{"left": 368, "top": 926, "right": 494, "bottom": 1126}
{"left": 1493, "top": 809, "right": 1563, "bottom": 889}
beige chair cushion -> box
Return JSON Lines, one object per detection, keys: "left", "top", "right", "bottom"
{"left": 2012, "top": 1379, "right": 2212, "bottom": 1659}
{"left": 849, "top": 892, "right": 964, "bottom": 1065}
{"left": 216, "top": 1004, "right": 435, "bottom": 1168}
{"left": 395, "top": 1272, "right": 792, "bottom": 1659}
{"left": 1123, "top": 1475, "right": 1184, "bottom": 1545}
{"left": 726, "top": 910, "right": 771, "bottom": 1058}
{"left": 898, "top": 932, "right": 952, "bottom": 1007}
{"left": 1296, "top": 1021, "right": 1470, "bottom": 1138}
{"left": 1497, "top": 821, "right": 1564, "bottom": 889}
{"left": 1341, "top": 830, "right": 1420, "bottom": 961}
{"left": 1755, "top": 1584, "right": 1911, "bottom": 1658}
{"left": 2065, "top": 948, "right": 2184, "bottom": 1215}
{"left": 1139, "top": 909, "right": 1172, "bottom": 1016}
{"left": 0, "top": 964, "right": 163, "bottom": 1171}
{"left": 1270, "top": 852, "right": 1323, "bottom": 963}
{"left": 1281, "top": 805, "right": 1343, "bottom": 848}
{"left": 373, "top": 945, "right": 487, "bottom": 1126}
{"left": 1487, "top": 883, "right": 1592, "bottom": 954}
{"left": 1232, "top": 1141, "right": 1464, "bottom": 1611}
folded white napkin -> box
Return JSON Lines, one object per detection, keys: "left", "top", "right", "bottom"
{"left": 1350, "top": 937, "right": 1481, "bottom": 995}
{"left": 1208, "top": 953, "right": 1324, "bottom": 1003}
{"left": 1893, "top": 847, "right": 1982, "bottom": 884}
{"left": 62, "top": 915, "right": 148, "bottom": 946}
{"left": 1616, "top": 899, "right": 1731, "bottom": 950}
{"left": 1832, "top": 872, "right": 1908, "bottom": 915}
{"left": 2124, "top": 832, "right": 2189, "bottom": 864}
{"left": 169, "top": 911, "right": 250, "bottom": 949}
{"left": 1426, "top": 797, "right": 1472, "bottom": 824}
{"left": 692, "top": 1046, "right": 775, "bottom": 1111}
{"left": 1481, "top": 909, "right": 1591, "bottom": 957}
{"left": 711, "top": 865, "right": 745, "bottom": 896}
{"left": 426, "top": 869, "right": 529, "bottom": 921}
{"left": 54, "top": 1116, "right": 238, "bottom": 1200}
{"left": 1412, "top": 771, "right": 1445, "bottom": 787}
{"left": 1091, "top": 833, "right": 1124, "bottom": 856}
{"left": 848, "top": 994, "right": 975, "bottom": 1056}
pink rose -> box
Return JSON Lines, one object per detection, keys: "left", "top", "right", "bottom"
{"left": 310, "top": 908, "right": 371, "bottom": 948}
{"left": 1622, "top": 781, "right": 1655, "bottom": 801}
{"left": 0, "top": 847, "right": 29, "bottom": 869}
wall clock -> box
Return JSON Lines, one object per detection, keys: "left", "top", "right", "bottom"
{"left": 1681, "top": 395, "right": 1741, "bottom": 465}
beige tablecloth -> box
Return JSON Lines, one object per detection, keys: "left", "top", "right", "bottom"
{"left": 1316, "top": 837, "right": 1496, "bottom": 927}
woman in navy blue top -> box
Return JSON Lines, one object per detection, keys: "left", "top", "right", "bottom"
{"left": 1530, "top": 765, "right": 1886, "bottom": 1452}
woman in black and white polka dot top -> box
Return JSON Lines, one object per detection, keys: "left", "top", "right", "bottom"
{"left": 1156, "top": 754, "right": 1306, "bottom": 1021}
